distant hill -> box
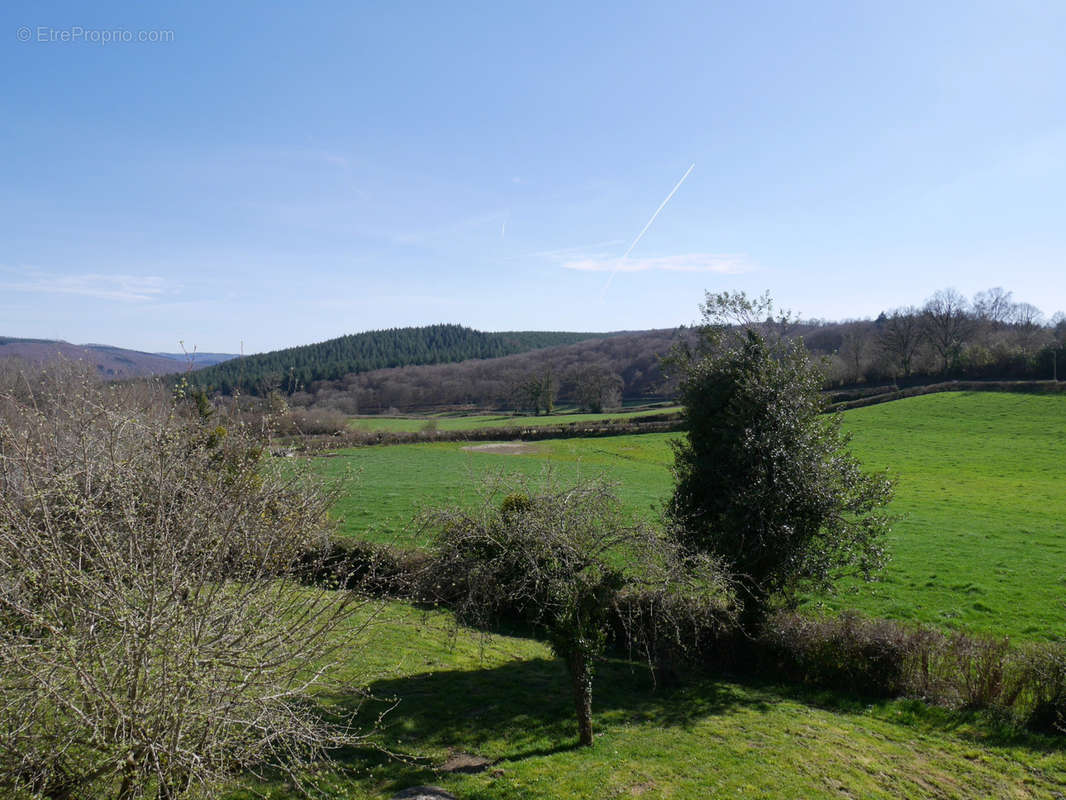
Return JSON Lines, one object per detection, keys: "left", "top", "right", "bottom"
{"left": 153, "top": 351, "right": 240, "bottom": 368}
{"left": 297, "top": 328, "right": 693, "bottom": 413}
{"left": 189, "top": 324, "right": 609, "bottom": 396}
{"left": 0, "top": 337, "right": 196, "bottom": 378}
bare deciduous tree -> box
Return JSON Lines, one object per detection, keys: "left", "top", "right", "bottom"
{"left": 1011, "top": 302, "right": 1046, "bottom": 350}
{"left": 0, "top": 367, "right": 374, "bottom": 800}
{"left": 878, "top": 307, "right": 924, "bottom": 379}
{"left": 839, "top": 327, "right": 871, "bottom": 384}
{"left": 567, "top": 363, "right": 623, "bottom": 413}
{"left": 973, "top": 287, "right": 1016, "bottom": 325}
{"left": 1051, "top": 312, "right": 1066, "bottom": 346}
{"left": 922, "top": 289, "right": 973, "bottom": 373}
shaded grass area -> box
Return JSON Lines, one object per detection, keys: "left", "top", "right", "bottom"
{"left": 316, "top": 392, "right": 1066, "bottom": 642}
{"left": 345, "top": 406, "right": 681, "bottom": 433}
{"left": 238, "top": 601, "right": 1066, "bottom": 800}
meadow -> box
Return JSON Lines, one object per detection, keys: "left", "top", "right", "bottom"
{"left": 238, "top": 390, "right": 1066, "bottom": 799}
{"left": 317, "top": 391, "right": 1066, "bottom": 642}
{"left": 344, "top": 405, "right": 680, "bottom": 433}
{"left": 235, "top": 600, "right": 1066, "bottom": 800}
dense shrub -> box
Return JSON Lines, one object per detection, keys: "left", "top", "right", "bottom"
{"left": 760, "top": 612, "right": 912, "bottom": 696}
{"left": 1016, "top": 643, "right": 1066, "bottom": 733}
{"left": 944, "top": 633, "right": 1015, "bottom": 710}
{"left": 753, "top": 611, "right": 1066, "bottom": 733}
{"left": 299, "top": 536, "right": 432, "bottom": 597}
{"left": 667, "top": 292, "right": 894, "bottom": 628}
{"left": 425, "top": 479, "right": 733, "bottom": 747}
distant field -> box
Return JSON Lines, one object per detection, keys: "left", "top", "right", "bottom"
{"left": 316, "top": 392, "right": 1066, "bottom": 641}
{"left": 316, "top": 433, "right": 675, "bottom": 547}
{"left": 345, "top": 405, "right": 681, "bottom": 433}
{"left": 236, "top": 599, "right": 1066, "bottom": 800}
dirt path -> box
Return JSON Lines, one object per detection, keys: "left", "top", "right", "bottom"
{"left": 460, "top": 442, "right": 539, "bottom": 455}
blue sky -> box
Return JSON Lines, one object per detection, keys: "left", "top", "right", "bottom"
{"left": 2, "top": 1, "right": 1064, "bottom": 353}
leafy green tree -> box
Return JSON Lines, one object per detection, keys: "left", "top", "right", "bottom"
{"left": 667, "top": 292, "right": 895, "bottom": 629}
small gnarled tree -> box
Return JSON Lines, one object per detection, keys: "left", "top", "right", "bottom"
{"left": 427, "top": 478, "right": 731, "bottom": 747}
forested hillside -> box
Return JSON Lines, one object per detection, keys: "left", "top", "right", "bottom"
{"left": 296, "top": 328, "right": 693, "bottom": 414}
{"left": 287, "top": 286, "right": 1066, "bottom": 415}
{"left": 189, "top": 324, "right": 607, "bottom": 396}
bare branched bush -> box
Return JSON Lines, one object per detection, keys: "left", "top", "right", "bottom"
{"left": 1016, "top": 643, "right": 1066, "bottom": 733}
{"left": 944, "top": 633, "right": 1014, "bottom": 710}
{"left": 271, "top": 407, "right": 351, "bottom": 437}
{"left": 761, "top": 611, "right": 914, "bottom": 696}
{"left": 0, "top": 365, "right": 374, "bottom": 800}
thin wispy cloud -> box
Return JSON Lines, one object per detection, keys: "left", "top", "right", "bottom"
{"left": 514, "top": 239, "right": 627, "bottom": 261}
{"left": 0, "top": 271, "right": 169, "bottom": 302}
{"left": 563, "top": 253, "right": 753, "bottom": 274}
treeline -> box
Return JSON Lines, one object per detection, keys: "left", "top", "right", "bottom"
{"left": 189, "top": 324, "right": 607, "bottom": 396}
{"left": 293, "top": 329, "right": 691, "bottom": 414}
{"left": 292, "top": 286, "right": 1066, "bottom": 416}
{"left": 200, "top": 286, "right": 1066, "bottom": 415}
{"left": 811, "top": 287, "right": 1066, "bottom": 386}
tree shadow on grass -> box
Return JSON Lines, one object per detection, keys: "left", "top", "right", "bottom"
{"left": 315, "top": 655, "right": 774, "bottom": 795}
{"left": 285, "top": 652, "right": 1066, "bottom": 798}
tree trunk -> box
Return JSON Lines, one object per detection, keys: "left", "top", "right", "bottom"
{"left": 567, "top": 649, "right": 594, "bottom": 747}
{"left": 115, "top": 755, "right": 137, "bottom": 800}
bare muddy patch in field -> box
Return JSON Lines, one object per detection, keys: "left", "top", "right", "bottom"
{"left": 461, "top": 442, "right": 539, "bottom": 455}
{"left": 439, "top": 751, "right": 493, "bottom": 773}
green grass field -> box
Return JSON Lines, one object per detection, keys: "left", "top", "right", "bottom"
{"left": 274, "top": 392, "right": 1066, "bottom": 799}
{"left": 236, "top": 599, "right": 1066, "bottom": 800}
{"left": 823, "top": 391, "right": 1066, "bottom": 640}
{"left": 316, "top": 392, "right": 1066, "bottom": 641}
{"left": 317, "top": 434, "right": 676, "bottom": 547}
{"left": 345, "top": 405, "right": 681, "bottom": 433}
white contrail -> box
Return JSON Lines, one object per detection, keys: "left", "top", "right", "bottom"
{"left": 601, "top": 162, "right": 695, "bottom": 297}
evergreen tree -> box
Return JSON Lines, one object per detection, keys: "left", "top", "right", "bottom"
{"left": 667, "top": 292, "right": 895, "bottom": 629}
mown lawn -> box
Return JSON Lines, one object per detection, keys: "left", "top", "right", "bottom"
{"left": 315, "top": 391, "right": 1066, "bottom": 641}
{"left": 235, "top": 600, "right": 1066, "bottom": 800}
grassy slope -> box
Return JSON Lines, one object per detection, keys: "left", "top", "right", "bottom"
{"left": 821, "top": 391, "right": 1066, "bottom": 640}
{"left": 238, "top": 601, "right": 1066, "bottom": 800}
{"left": 318, "top": 392, "right": 1066, "bottom": 641}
